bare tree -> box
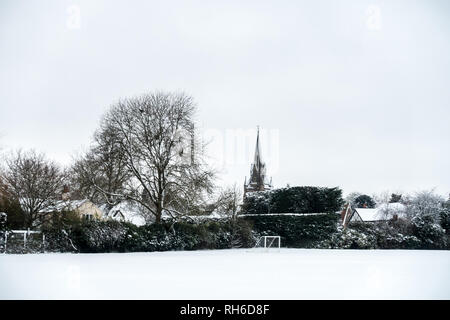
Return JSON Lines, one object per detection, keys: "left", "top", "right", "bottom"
{"left": 0, "top": 150, "right": 66, "bottom": 229}
{"left": 88, "top": 91, "right": 215, "bottom": 223}
{"left": 71, "top": 122, "right": 130, "bottom": 207}
{"left": 214, "top": 184, "right": 242, "bottom": 221}
{"left": 404, "top": 190, "right": 445, "bottom": 223}
{"left": 372, "top": 191, "right": 392, "bottom": 207}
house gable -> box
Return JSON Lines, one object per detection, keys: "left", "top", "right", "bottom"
{"left": 349, "top": 211, "right": 363, "bottom": 223}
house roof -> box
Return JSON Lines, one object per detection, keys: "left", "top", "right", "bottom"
{"left": 354, "top": 208, "right": 382, "bottom": 221}
{"left": 353, "top": 202, "right": 406, "bottom": 222}
{"left": 38, "top": 199, "right": 90, "bottom": 213}
{"left": 101, "top": 202, "right": 146, "bottom": 226}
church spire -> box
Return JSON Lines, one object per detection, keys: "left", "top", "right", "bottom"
{"left": 244, "top": 126, "right": 273, "bottom": 196}
{"left": 254, "top": 125, "right": 261, "bottom": 166}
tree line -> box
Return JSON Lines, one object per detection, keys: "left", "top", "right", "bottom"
{"left": 1, "top": 90, "right": 449, "bottom": 235}
{"left": 0, "top": 91, "right": 240, "bottom": 229}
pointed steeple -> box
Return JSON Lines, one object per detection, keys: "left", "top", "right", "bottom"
{"left": 244, "top": 126, "right": 273, "bottom": 196}
{"left": 253, "top": 125, "right": 262, "bottom": 167}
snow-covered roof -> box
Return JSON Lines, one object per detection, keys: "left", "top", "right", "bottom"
{"left": 209, "top": 211, "right": 229, "bottom": 219}
{"left": 160, "top": 211, "right": 234, "bottom": 223}
{"left": 354, "top": 208, "right": 382, "bottom": 221}
{"left": 102, "top": 201, "right": 146, "bottom": 226}
{"left": 353, "top": 202, "right": 406, "bottom": 222}
{"left": 38, "top": 199, "right": 90, "bottom": 213}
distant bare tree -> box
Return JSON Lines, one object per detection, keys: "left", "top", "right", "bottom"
{"left": 87, "top": 91, "right": 215, "bottom": 223}
{"left": 215, "top": 184, "right": 242, "bottom": 221}
{"left": 0, "top": 150, "right": 66, "bottom": 229}
{"left": 404, "top": 190, "right": 445, "bottom": 223}
{"left": 372, "top": 191, "right": 392, "bottom": 206}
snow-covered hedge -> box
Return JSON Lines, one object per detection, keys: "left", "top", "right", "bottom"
{"left": 318, "top": 218, "right": 447, "bottom": 250}
{"left": 16, "top": 203, "right": 450, "bottom": 253}
{"left": 59, "top": 219, "right": 254, "bottom": 253}
{"left": 55, "top": 215, "right": 340, "bottom": 253}
{"left": 410, "top": 216, "right": 447, "bottom": 249}
{"left": 241, "top": 213, "right": 340, "bottom": 248}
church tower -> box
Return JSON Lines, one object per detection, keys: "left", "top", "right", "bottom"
{"left": 244, "top": 126, "right": 273, "bottom": 196}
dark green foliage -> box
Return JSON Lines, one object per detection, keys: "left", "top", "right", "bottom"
{"left": 390, "top": 193, "right": 402, "bottom": 203}
{"left": 320, "top": 218, "right": 447, "bottom": 250}
{"left": 440, "top": 206, "right": 450, "bottom": 234}
{"left": 71, "top": 220, "right": 132, "bottom": 253}
{"left": 1, "top": 208, "right": 46, "bottom": 253}
{"left": 353, "top": 194, "right": 375, "bottom": 208}
{"left": 357, "top": 222, "right": 421, "bottom": 249}
{"left": 40, "top": 211, "right": 85, "bottom": 252}
{"left": 442, "top": 208, "right": 450, "bottom": 248}
{"left": 56, "top": 219, "right": 254, "bottom": 253}
{"left": 63, "top": 215, "right": 338, "bottom": 253}
{"left": 121, "top": 222, "right": 220, "bottom": 252}
{"left": 0, "top": 197, "right": 26, "bottom": 229}
{"left": 229, "top": 219, "right": 254, "bottom": 248}
{"left": 242, "top": 186, "right": 344, "bottom": 214}
{"left": 241, "top": 192, "right": 269, "bottom": 214}
{"left": 411, "top": 216, "right": 447, "bottom": 249}
{"left": 0, "top": 213, "right": 6, "bottom": 253}
{"left": 0, "top": 234, "right": 4, "bottom": 253}
{"left": 42, "top": 227, "right": 79, "bottom": 252}
{"left": 28, "top": 201, "right": 450, "bottom": 253}
{"left": 45, "top": 210, "right": 82, "bottom": 230}
{"left": 319, "top": 224, "right": 378, "bottom": 249}
{"left": 241, "top": 214, "right": 340, "bottom": 248}
{"left": 0, "top": 212, "right": 6, "bottom": 231}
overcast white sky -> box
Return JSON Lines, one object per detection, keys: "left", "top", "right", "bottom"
{"left": 0, "top": 0, "right": 449, "bottom": 197}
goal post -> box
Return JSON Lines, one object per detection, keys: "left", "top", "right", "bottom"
{"left": 254, "top": 236, "right": 281, "bottom": 249}
{"left": 3, "top": 229, "right": 45, "bottom": 254}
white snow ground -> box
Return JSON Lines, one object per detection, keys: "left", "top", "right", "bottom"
{"left": 0, "top": 249, "right": 449, "bottom": 299}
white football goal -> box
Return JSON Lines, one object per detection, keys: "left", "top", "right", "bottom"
{"left": 253, "top": 236, "right": 281, "bottom": 250}
{"left": 2, "top": 229, "right": 45, "bottom": 254}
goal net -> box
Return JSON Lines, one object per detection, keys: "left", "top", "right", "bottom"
{"left": 253, "top": 236, "right": 281, "bottom": 250}
{"left": 3, "top": 230, "right": 45, "bottom": 254}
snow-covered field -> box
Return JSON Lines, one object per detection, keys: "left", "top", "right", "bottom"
{"left": 1, "top": 249, "right": 449, "bottom": 299}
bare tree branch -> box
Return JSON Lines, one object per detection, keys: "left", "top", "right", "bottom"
{"left": 72, "top": 91, "right": 215, "bottom": 223}
{"left": 1, "top": 150, "right": 66, "bottom": 229}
